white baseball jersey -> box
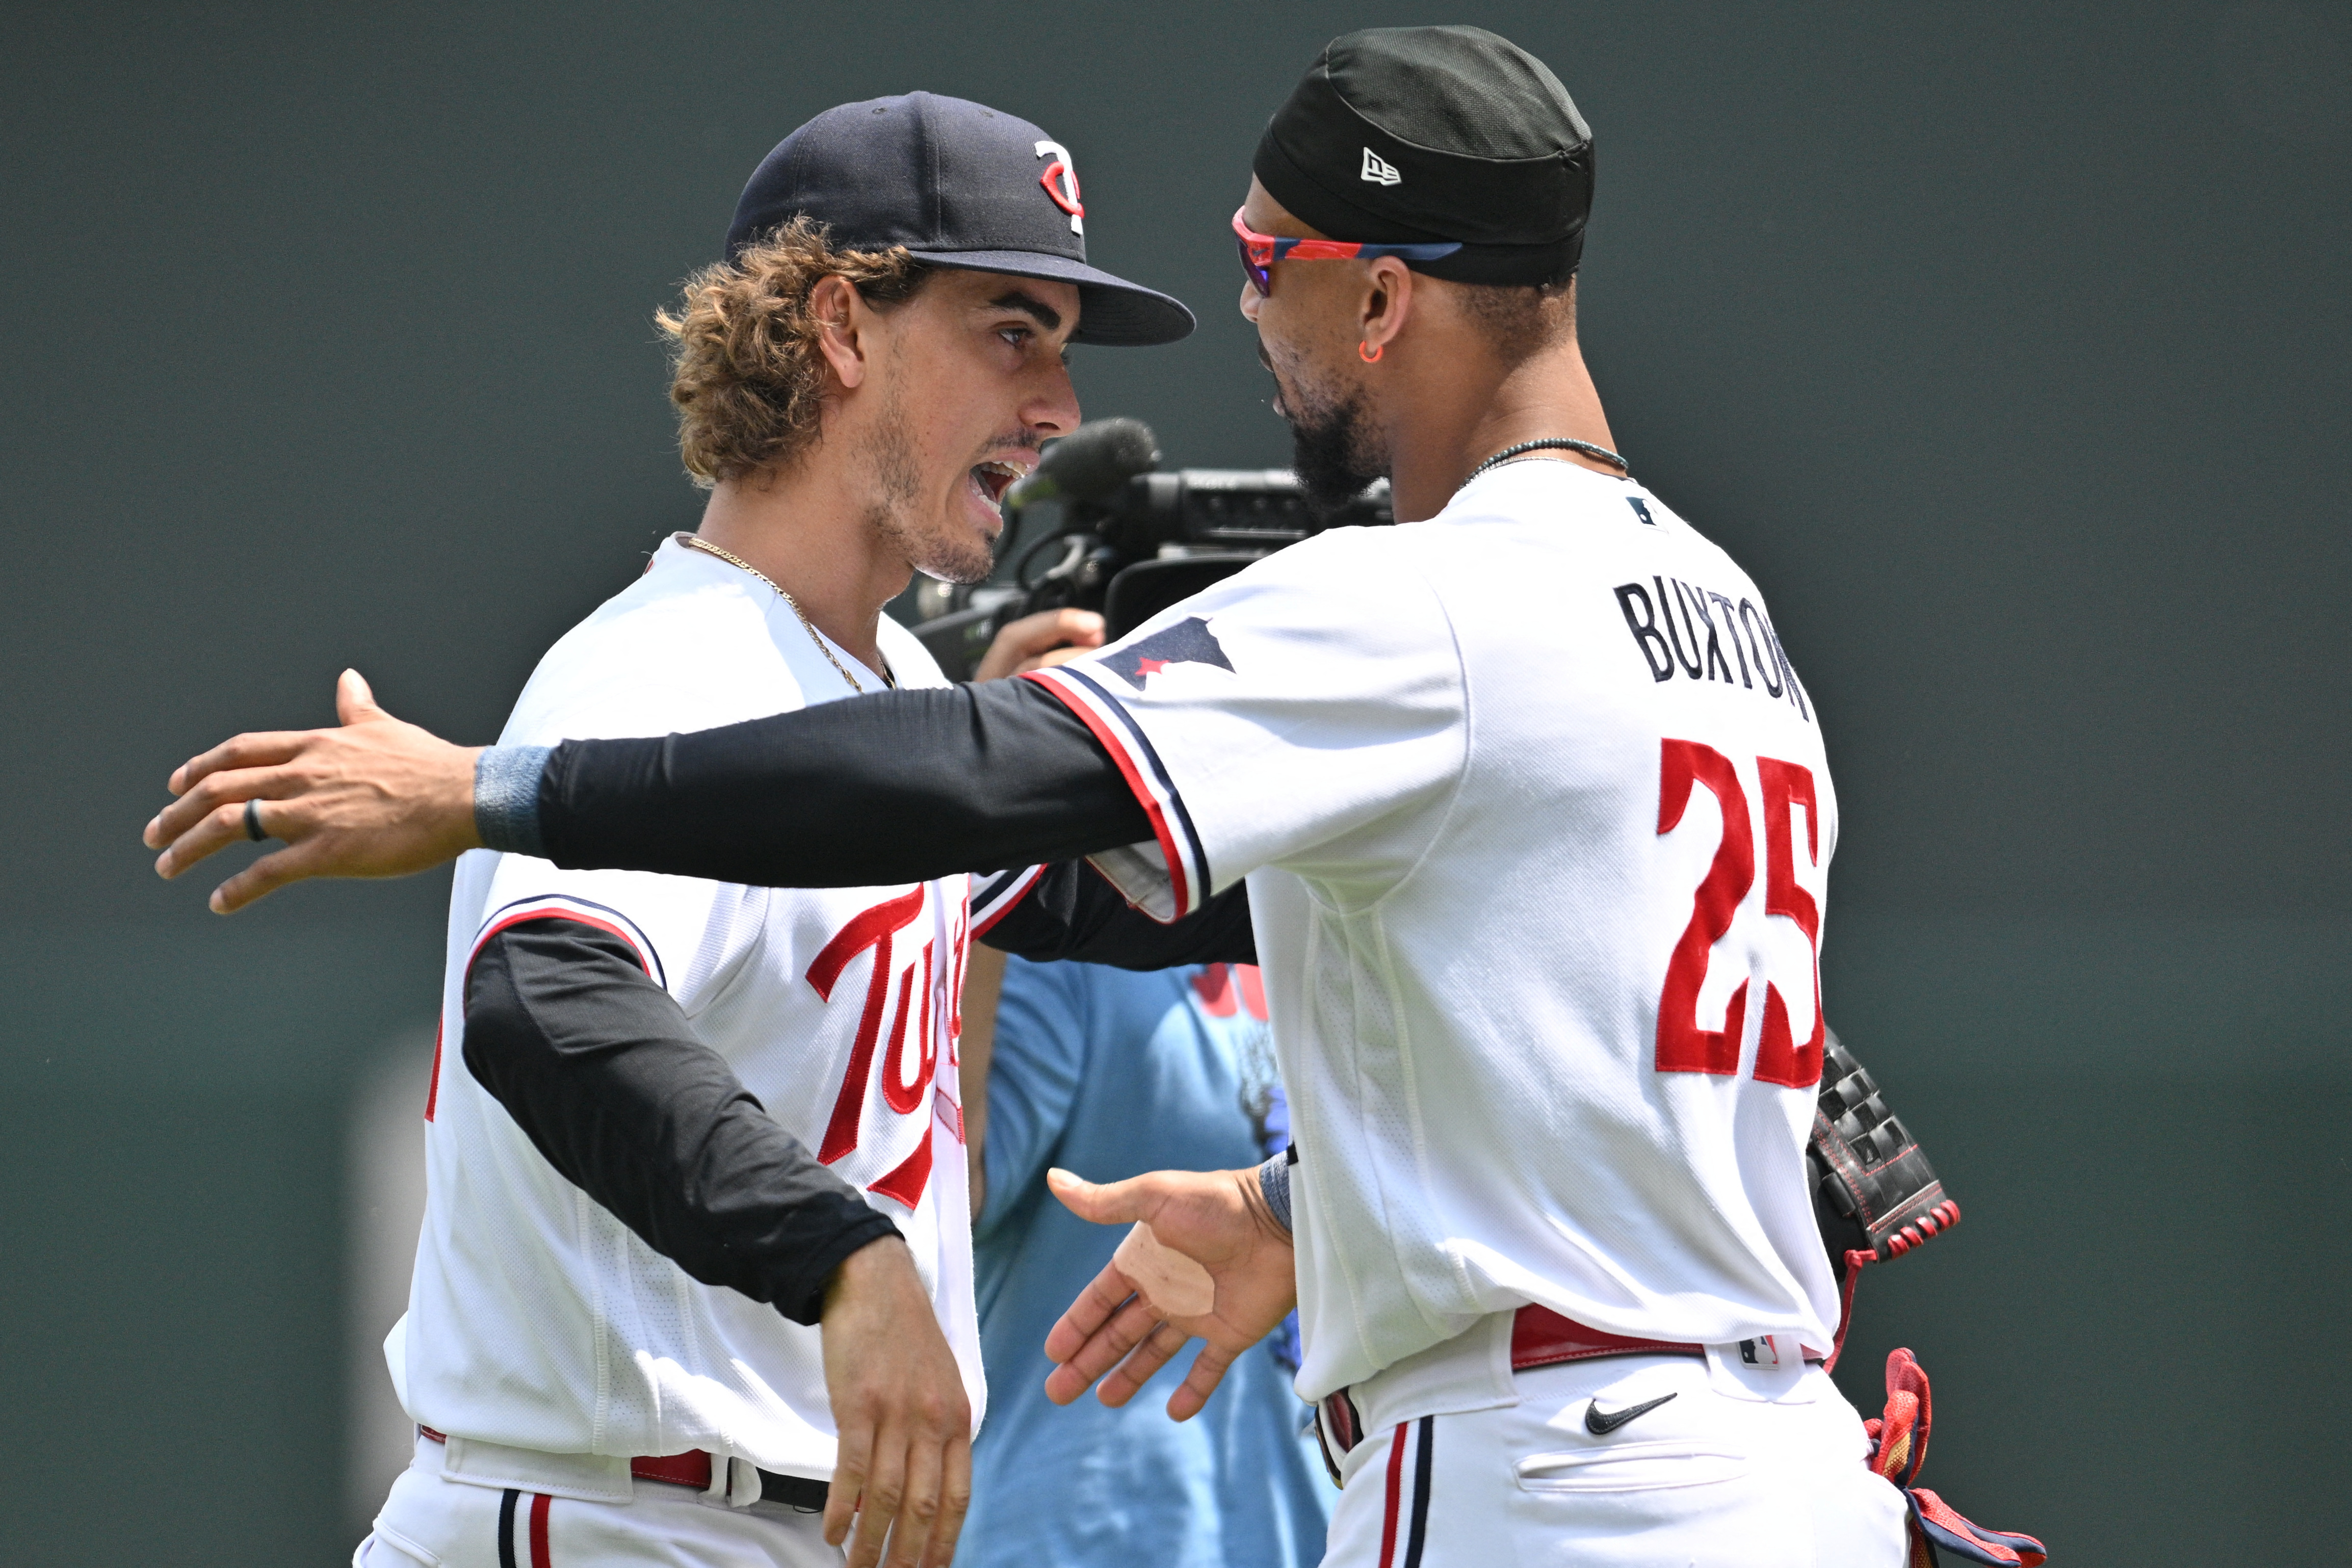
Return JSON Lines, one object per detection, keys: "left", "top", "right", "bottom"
{"left": 1028, "top": 460, "right": 1840, "bottom": 1404}
{"left": 390, "top": 536, "right": 986, "bottom": 1476}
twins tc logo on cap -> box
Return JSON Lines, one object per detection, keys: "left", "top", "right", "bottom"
{"left": 1034, "top": 140, "right": 1085, "bottom": 234}
{"left": 1360, "top": 147, "right": 1401, "bottom": 186}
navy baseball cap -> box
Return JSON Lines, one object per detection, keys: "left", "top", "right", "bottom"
{"left": 727, "top": 93, "right": 1195, "bottom": 348}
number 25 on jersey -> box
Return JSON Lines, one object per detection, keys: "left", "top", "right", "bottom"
{"left": 1655, "top": 739, "right": 1824, "bottom": 1089}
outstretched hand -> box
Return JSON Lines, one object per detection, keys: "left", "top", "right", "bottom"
{"left": 143, "top": 669, "right": 484, "bottom": 912}
{"left": 1041, "top": 1165, "right": 1296, "bottom": 1421}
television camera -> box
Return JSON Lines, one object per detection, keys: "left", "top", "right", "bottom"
{"left": 908, "top": 417, "right": 1392, "bottom": 681}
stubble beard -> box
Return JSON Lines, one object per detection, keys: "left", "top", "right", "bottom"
{"left": 857, "top": 380, "right": 995, "bottom": 586}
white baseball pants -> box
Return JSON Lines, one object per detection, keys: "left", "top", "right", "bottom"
{"left": 355, "top": 1435, "right": 843, "bottom": 1568}
{"left": 1321, "top": 1354, "right": 1911, "bottom": 1568}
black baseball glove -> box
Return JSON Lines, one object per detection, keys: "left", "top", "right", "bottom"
{"left": 1809, "top": 1030, "right": 1959, "bottom": 1281}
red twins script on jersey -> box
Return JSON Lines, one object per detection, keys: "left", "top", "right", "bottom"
{"left": 807, "top": 883, "right": 968, "bottom": 1208}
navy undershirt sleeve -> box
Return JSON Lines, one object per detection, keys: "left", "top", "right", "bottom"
{"left": 534, "top": 677, "right": 1256, "bottom": 967}
{"left": 462, "top": 916, "right": 899, "bottom": 1325}
{"left": 537, "top": 678, "right": 1143, "bottom": 887}
{"left": 981, "top": 861, "right": 1257, "bottom": 968}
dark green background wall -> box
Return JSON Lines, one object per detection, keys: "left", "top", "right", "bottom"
{"left": 2, "top": 3, "right": 2343, "bottom": 1562}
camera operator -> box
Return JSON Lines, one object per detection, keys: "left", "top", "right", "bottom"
{"left": 955, "top": 950, "right": 1331, "bottom": 1568}
{"left": 148, "top": 27, "right": 2026, "bottom": 1565}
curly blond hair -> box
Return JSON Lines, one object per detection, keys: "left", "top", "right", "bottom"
{"left": 657, "top": 217, "right": 930, "bottom": 486}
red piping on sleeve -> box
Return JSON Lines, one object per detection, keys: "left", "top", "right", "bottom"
{"left": 1019, "top": 670, "right": 1191, "bottom": 918}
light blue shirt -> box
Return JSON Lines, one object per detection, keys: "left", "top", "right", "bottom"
{"left": 962, "top": 958, "right": 1331, "bottom": 1568}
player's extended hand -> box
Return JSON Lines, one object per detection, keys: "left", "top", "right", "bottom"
{"left": 820, "top": 1237, "right": 974, "bottom": 1568}
{"left": 143, "top": 669, "right": 483, "bottom": 913}
{"left": 1041, "top": 1165, "right": 1297, "bottom": 1421}
{"left": 971, "top": 607, "right": 1104, "bottom": 682}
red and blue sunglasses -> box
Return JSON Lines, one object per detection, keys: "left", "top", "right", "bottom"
{"left": 1232, "top": 207, "right": 1462, "bottom": 297}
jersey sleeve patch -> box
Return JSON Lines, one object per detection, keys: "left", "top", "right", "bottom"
{"left": 1097, "top": 616, "right": 1235, "bottom": 688}
{"left": 467, "top": 893, "right": 667, "bottom": 989}
{"left": 1021, "top": 666, "right": 1210, "bottom": 922}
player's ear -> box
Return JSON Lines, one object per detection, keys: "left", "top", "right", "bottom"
{"left": 809, "top": 273, "right": 871, "bottom": 393}
{"left": 1360, "top": 255, "right": 1414, "bottom": 359}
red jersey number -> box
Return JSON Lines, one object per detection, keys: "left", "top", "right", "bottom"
{"left": 1655, "top": 741, "right": 1753, "bottom": 1076}
{"left": 1654, "top": 741, "right": 1824, "bottom": 1087}
{"left": 1752, "top": 760, "right": 1826, "bottom": 1088}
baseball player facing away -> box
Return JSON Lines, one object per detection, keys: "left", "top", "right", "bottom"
{"left": 149, "top": 28, "right": 1930, "bottom": 1568}
{"left": 317, "top": 95, "right": 1195, "bottom": 1568}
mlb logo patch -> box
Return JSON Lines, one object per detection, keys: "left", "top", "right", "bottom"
{"left": 1360, "top": 147, "right": 1401, "bottom": 186}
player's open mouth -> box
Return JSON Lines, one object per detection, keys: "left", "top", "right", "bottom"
{"left": 968, "top": 459, "right": 1029, "bottom": 511}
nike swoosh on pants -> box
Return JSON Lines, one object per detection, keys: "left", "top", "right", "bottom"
{"left": 1584, "top": 1391, "right": 1679, "bottom": 1435}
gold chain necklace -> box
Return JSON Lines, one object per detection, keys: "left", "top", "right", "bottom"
{"left": 674, "top": 533, "right": 895, "bottom": 694}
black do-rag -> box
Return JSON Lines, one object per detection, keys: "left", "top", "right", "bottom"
{"left": 1253, "top": 26, "right": 1593, "bottom": 286}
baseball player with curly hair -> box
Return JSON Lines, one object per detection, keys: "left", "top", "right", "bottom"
{"left": 224, "top": 92, "right": 1196, "bottom": 1568}
{"left": 149, "top": 29, "right": 2044, "bottom": 1568}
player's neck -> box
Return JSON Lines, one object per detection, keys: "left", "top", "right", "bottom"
{"left": 1381, "top": 332, "right": 1619, "bottom": 522}
{"left": 692, "top": 467, "right": 907, "bottom": 677}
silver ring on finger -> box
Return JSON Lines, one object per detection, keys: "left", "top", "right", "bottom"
{"left": 244, "top": 799, "right": 270, "bottom": 842}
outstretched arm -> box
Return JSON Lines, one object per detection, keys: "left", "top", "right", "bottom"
{"left": 530, "top": 670, "right": 1148, "bottom": 885}
{"left": 146, "top": 668, "right": 1154, "bottom": 911}
{"left": 148, "top": 671, "right": 486, "bottom": 910}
